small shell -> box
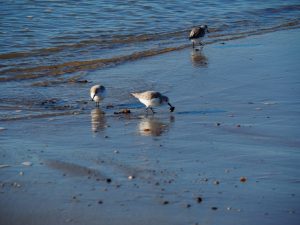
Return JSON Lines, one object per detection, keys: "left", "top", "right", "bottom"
{"left": 22, "top": 161, "right": 33, "bottom": 166}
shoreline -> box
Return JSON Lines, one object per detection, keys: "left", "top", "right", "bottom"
{"left": 1, "top": 21, "right": 300, "bottom": 83}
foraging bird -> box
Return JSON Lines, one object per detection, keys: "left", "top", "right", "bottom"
{"left": 90, "top": 84, "right": 106, "bottom": 107}
{"left": 131, "top": 91, "right": 175, "bottom": 114}
{"left": 189, "top": 25, "right": 209, "bottom": 48}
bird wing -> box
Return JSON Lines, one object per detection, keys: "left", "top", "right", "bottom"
{"left": 94, "top": 85, "right": 105, "bottom": 94}
{"left": 189, "top": 28, "right": 205, "bottom": 39}
{"left": 132, "top": 91, "right": 161, "bottom": 100}
{"left": 149, "top": 92, "right": 162, "bottom": 99}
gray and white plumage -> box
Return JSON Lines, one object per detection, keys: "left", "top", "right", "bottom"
{"left": 131, "top": 91, "right": 175, "bottom": 113}
{"left": 90, "top": 84, "right": 106, "bottom": 107}
{"left": 189, "top": 25, "right": 209, "bottom": 48}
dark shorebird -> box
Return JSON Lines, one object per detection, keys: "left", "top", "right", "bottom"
{"left": 189, "top": 25, "right": 209, "bottom": 48}
{"left": 131, "top": 91, "right": 175, "bottom": 114}
{"left": 90, "top": 84, "right": 106, "bottom": 107}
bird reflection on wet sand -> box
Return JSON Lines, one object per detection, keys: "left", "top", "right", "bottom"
{"left": 190, "top": 49, "right": 208, "bottom": 67}
{"left": 138, "top": 115, "right": 174, "bottom": 136}
{"left": 91, "top": 108, "right": 106, "bottom": 133}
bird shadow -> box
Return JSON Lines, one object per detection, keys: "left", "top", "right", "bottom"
{"left": 90, "top": 108, "right": 107, "bottom": 133}
{"left": 137, "top": 115, "right": 175, "bottom": 137}
{"left": 190, "top": 48, "right": 208, "bottom": 67}
{"left": 176, "top": 109, "right": 226, "bottom": 115}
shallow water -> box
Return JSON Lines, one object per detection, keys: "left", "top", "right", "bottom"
{"left": 1, "top": 1, "right": 300, "bottom": 82}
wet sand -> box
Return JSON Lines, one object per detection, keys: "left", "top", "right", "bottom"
{"left": 0, "top": 29, "right": 300, "bottom": 225}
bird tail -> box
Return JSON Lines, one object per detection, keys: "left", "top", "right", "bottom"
{"left": 131, "top": 93, "right": 139, "bottom": 98}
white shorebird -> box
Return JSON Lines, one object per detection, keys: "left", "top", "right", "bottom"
{"left": 90, "top": 84, "right": 106, "bottom": 107}
{"left": 189, "top": 25, "right": 209, "bottom": 48}
{"left": 131, "top": 91, "right": 175, "bottom": 114}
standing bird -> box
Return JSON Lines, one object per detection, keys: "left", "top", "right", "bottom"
{"left": 90, "top": 84, "right": 106, "bottom": 107}
{"left": 131, "top": 91, "right": 175, "bottom": 114}
{"left": 189, "top": 25, "right": 209, "bottom": 48}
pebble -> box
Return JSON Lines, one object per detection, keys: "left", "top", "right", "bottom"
{"left": 19, "top": 171, "right": 24, "bottom": 176}
{"left": 213, "top": 180, "right": 220, "bottom": 185}
{"left": 162, "top": 200, "right": 169, "bottom": 205}
{"left": 114, "top": 109, "right": 131, "bottom": 114}
{"left": 196, "top": 197, "right": 203, "bottom": 203}
{"left": 22, "top": 161, "right": 33, "bottom": 166}
{"left": 106, "top": 178, "right": 112, "bottom": 183}
{"left": 13, "top": 182, "right": 21, "bottom": 188}
{"left": 128, "top": 175, "right": 135, "bottom": 180}
{"left": 240, "top": 176, "right": 247, "bottom": 182}
{"left": 184, "top": 203, "right": 191, "bottom": 208}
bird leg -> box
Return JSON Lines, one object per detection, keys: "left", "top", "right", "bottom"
{"left": 168, "top": 103, "right": 175, "bottom": 112}
{"left": 146, "top": 107, "right": 155, "bottom": 114}
{"left": 151, "top": 107, "right": 156, "bottom": 114}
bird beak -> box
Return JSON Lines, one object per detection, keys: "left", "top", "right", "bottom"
{"left": 168, "top": 103, "right": 175, "bottom": 112}
{"left": 92, "top": 93, "right": 96, "bottom": 100}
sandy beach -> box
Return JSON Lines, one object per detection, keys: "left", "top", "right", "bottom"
{"left": 0, "top": 29, "right": 299, "bottom": 225}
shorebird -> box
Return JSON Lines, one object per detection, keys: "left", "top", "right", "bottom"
{"left": 90, "top": 84, "right": 106, "bottom": 107}
{"left": 189, "top": 25, "right": 209, "bottom": 48}
{"left": 131, "top": 91, "right": 175, "bottom": 114}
